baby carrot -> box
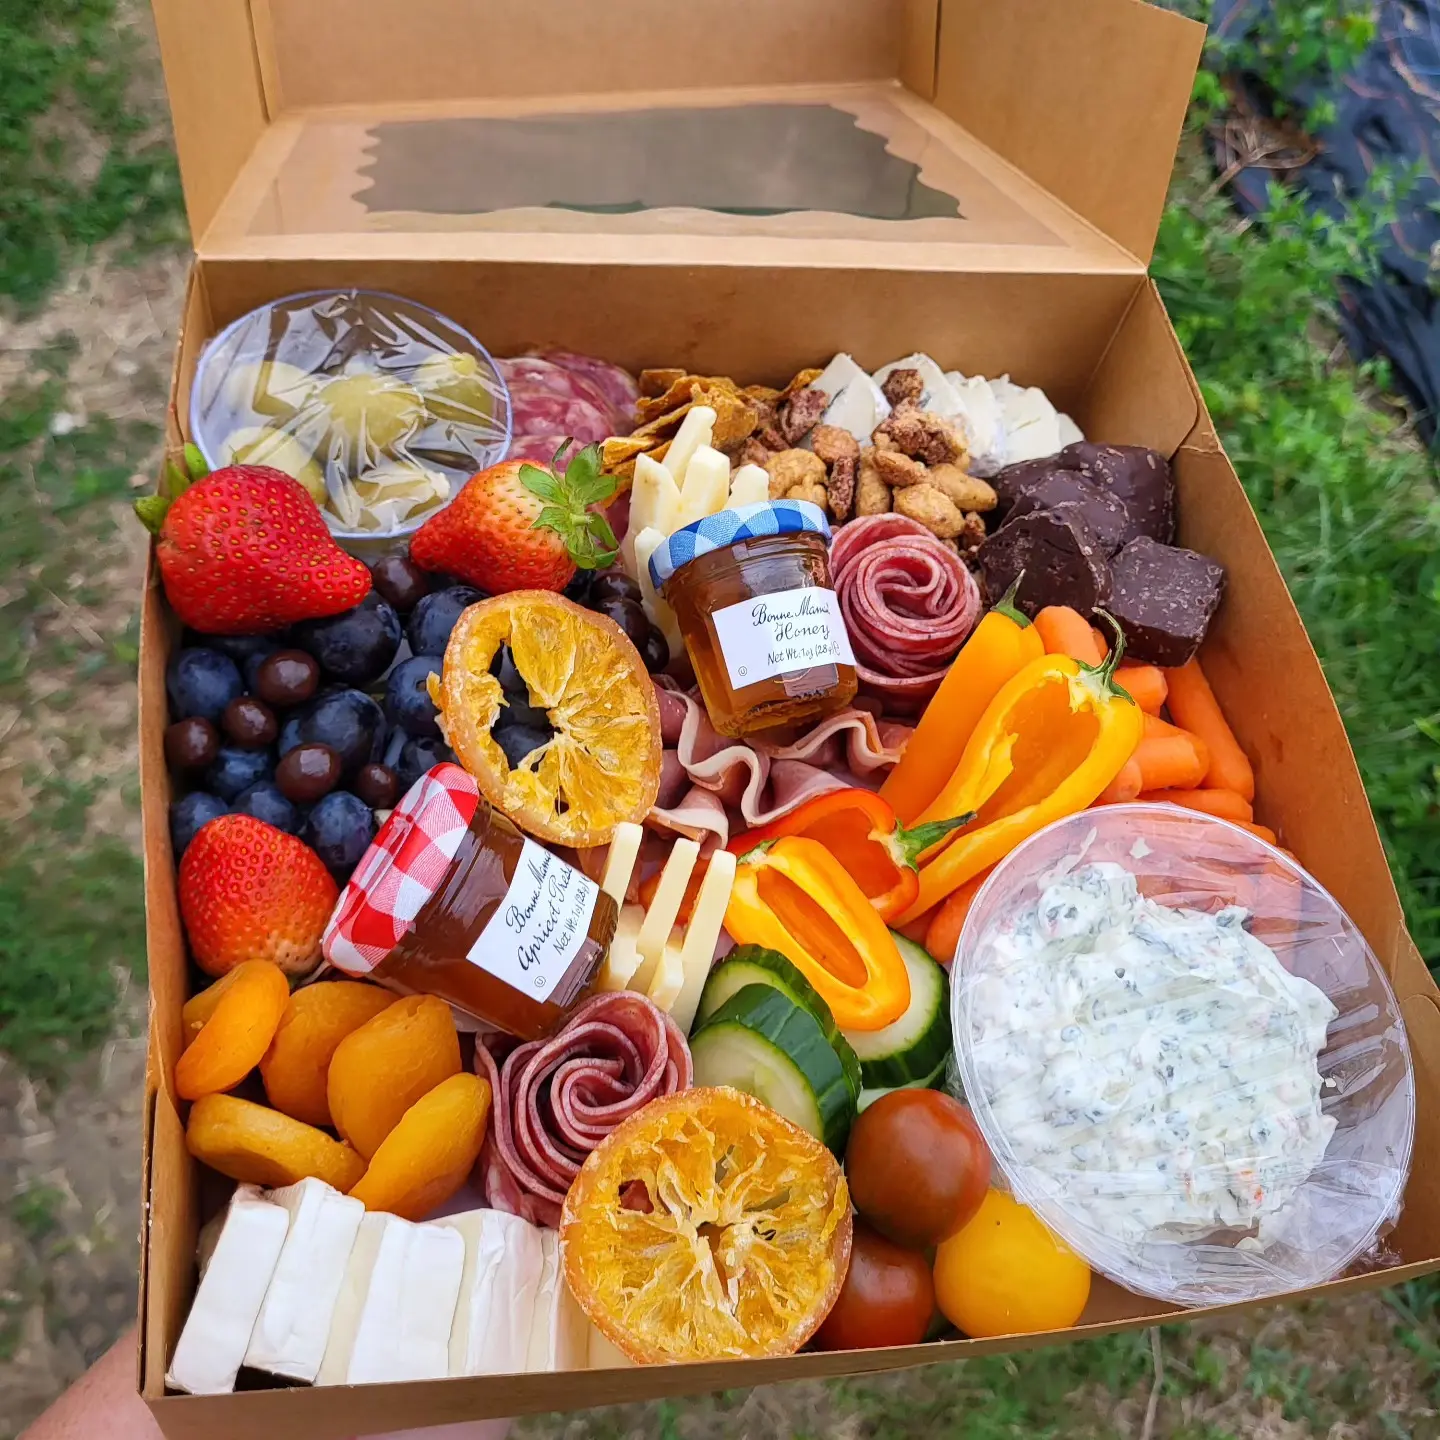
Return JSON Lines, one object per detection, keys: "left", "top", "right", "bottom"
{"left": 1116, "top": 662, "right": 1168, "bottom": 716}
{"left": 1143, "top": 712, "right": 1184, "bottom": 739}
{"left": 1133, "top": 730, "right": 1210, "bottom": 792}
{"left": 1237, "top": 821, "right": 1279, "bottom": 846}
{"left": 1165, "top": 657, "right": 1256, "bottom": 802}
{"left": 1035, "top": 606, "right": 1105, "bottom": 666}
{"left": 1095, "top": 756, "right": 1143, "bottom": 805}
{"left": 1138, "top": 787, "right": 1254, "bottom": 823}
{"left": 924, "top": 865, "right": 996, "bottom": 966}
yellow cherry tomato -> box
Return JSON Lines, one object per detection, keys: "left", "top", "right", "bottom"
{"left": 933, "top": 1188, "right": 1090, "bottom": 1338}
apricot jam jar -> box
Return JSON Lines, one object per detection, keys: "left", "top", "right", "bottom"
{"left": 322, "top": 763, "right": 617, "bottom": 1039}
{"left": 651, "top": 500, "right": 857, "bottom": 737}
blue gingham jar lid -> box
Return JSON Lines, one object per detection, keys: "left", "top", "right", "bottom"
{"left": 648, "top": 500, "right": 832, "bottom": 590}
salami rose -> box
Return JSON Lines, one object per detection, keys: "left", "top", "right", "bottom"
{"left": 475, "top": 991, "right": 692, "bottom": 1227}
{"left": 831, "top": 514, "right": 982, "bottom": 707}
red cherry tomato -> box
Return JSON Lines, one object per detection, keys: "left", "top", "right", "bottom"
{"left": 813, "top": 1221, "right": 935, "bottom": 1350}
{"left": 844, "top": 1089, "right": 991, "bottom": 1249}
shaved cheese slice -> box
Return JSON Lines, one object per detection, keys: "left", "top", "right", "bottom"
{"left": 675, "top": 445, "right": 732, "bottom": 528}
{"left": 599, "top": 822, "right": 643, "bottom": 906}
{"left": 809, "top": 353, "right": 870, "bottom": 400}
{"left": 1057, "top": 412, "right": 1084, "bottom": 448}
{"left": 633, "top": 525, "right": 684, "bottom": 659}
{"left": 622, "top": 454, "right": 682, "bottom": 576}
{"left": 820, "top": 375, "right": 889, "bottom": 445}
{"left": 645, "top": 926, "right": 688, "bottom": 1012}
{"left": 595, "top": 905, "right": 645, "bottom": 992}
{"left": 668, "top": 850, "right": 737, "bottom": 1034}
{"left": 631, "top": 839, "right": 699, "bottom": 993}
{"left": 992, "top": 377, "right": 1062, "bottom": 464}
{"left": 661, "top": 405, "right": 716, "bottom": 486}
{"left": 872, "top": 353, "right": 963, "bottom": 417}
{"left": 727, "top": 464, "right": 770, "bottom": 509}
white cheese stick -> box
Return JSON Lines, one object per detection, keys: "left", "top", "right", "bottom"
{"left": 599, "top": 822, "right": 644, "bottom": 906}
{"left": 622, "top": 454, "right": 682, "bottom": 576}
{"left": 526, "top": 1230, "right": 588, "bottom": 1372}
{"left": 675, "top": 445, "right": 732, "bottom": 528}
{"left": 245, "top": 1178, "right": 364, "bottom": 1383}
{"left": 595, "top": 905, "right": 646, "bottom": 992}
{"left": 438, "top": 1209, "right": 545, "bottom": 1377}
{"left": 668, "top": 849, "right": 738, "bottom": 1035}
{"left": 660, "top": 405, "right": 716, "bottom": 487}
{"left": 633, "top": 525, "right": 684, "bottom": 659}
{"left": 167, "top": 1186, "right": 290, "bottom": 1396}
{"left": 727, "top": 464, "right": 770, "bottom": 509}
{"left": 632, "top": 839, "right": 699, "bottom": 993}
{"left": 645, "top": 927, "right": 688, "bottom": 1012}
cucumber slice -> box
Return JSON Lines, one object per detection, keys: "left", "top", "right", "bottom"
{"left": 690, "top": 984, "right": 857, "bottom": 1152}
{"left": 695, "top": 946, "right": 862, "bottom": 1099}
{"left": 841, "top": 932, "right": 950, "bottom": 1088}
{"left": 857, "top": 1055, "right": 949, "bottom": 1113}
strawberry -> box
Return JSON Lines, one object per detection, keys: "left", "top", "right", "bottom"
{"left": 179, "top": 814, "right": 339, "bottom": 978}
{"left": 136, "top": 447, "right": 371, "bottom": 634}
{"left": 409, "top": 440, "right": 618, "bottom": 592}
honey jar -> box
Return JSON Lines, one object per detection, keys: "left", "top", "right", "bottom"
{"left": 323, "top": 764, "right": 618, "bottom": 1039}
{"left": 651, "top": 500, "right": 858, "bottom": 737}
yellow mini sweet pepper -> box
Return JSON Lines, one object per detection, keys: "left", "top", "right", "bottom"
{"left": 895, "top": 617, "right": 1144, "bottom": 924}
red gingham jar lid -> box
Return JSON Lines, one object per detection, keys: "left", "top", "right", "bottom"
{"left": 323, "top": 763, "right": 480, "bottom": 975}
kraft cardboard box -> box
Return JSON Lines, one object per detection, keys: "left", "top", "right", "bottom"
{"left": 136, "top": 1, "right": 1440, "bottom": 1435}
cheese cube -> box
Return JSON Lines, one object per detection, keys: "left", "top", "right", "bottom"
{"left": 526, "top": 1230, "right": 588, "bottom": 1372}
{"left": 438, "top": 1209, "right": 546, "bottom": 1377}
{"left": 675, "top": 445, "right": 732, "bottom": 528}
{"left": 167, "top": 1186, "right": 290, "bottom": 1395}
{"left": 245, "top": 1178, "right": 364, "bottom": 1383}
{"left": 668, "top": 849, "right": 738, "bottom": 1035}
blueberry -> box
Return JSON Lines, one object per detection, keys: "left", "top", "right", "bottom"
{"left": 169, "top": 791, "right": 229, "bottom": 857}
{"left": 493, "top": 722, "right": 553, "bottom": 770}
{"left": 205, "top": 744, "right": 275, "bottom": 801}
{"left": 406, "top": 586, "right": 484, "bottom": 657}
{"left": 242, "top": 646, "right": 281, "bottom": 693}
{"left": 192, "top": 632, "right": 280, "bottom": 667}
{"left": 640, "top": 626, "right": 670, "bottom": 673}
{"left": 395, "top": 736, "right": 456, "bottom": 793}
{"left": 384, "top": 655, "right": 443, "bottom": 739}
{"left": 278, "top": 689, "right": 386, "bottom": 776}
{"left": 301, "top": 791, "right": 376, "bottom": 881}
{"left": 489, "top": 645, "right": 549, "bottom": 730}
{"left": 590, "top": 572, "right": 643, "bottom": 606}
{"left": 166, "top": 648, "right": 243, "bottom": 722}
{"left": 290, "top": 593, "right": 402, "bottom": 686}
{"left": 232, "top": 781, "right": 299, "bottom": 834}
{"left": 563, "top": 568, "right": 595, "bottom": 605}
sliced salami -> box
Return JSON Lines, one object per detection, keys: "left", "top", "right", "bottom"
{"left": 504, "top": 380, "right": 614, "bottom": 445}
{"left": 831, "top": 513, "right": 982, "bottom": 707}
{"left": 531, "top": 350, "right": 640, "bottom": 431}
{"left": 475, "top": 990, "right": 692, "bottom": 1228}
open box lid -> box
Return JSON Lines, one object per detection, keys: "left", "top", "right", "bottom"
{"left": 150, "top": 0, "right": 1202, "bottom": 275}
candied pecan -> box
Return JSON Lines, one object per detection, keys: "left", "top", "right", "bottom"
{"left": 927, "top": 463, "right": 997, "bottom": 513}
{"left": 826, "top": 454, "right": 858, "bottom": 522}
{"left": 738, "top": 436, "right": 773, "bottom": 469}
{"left": 894, "top": 482, "right": 966, "bottom": 538}
{"left": 758, "top": 422, "right": 788, "bottom": 452}
{"left": 956, "top": 510, "right": 988, "bottom": 556}
{"left": 875, "top": 407, "right": 966, "bottom": 467}
{"left": 872, "top": 447, "right": 929, "bottom": 488}
{"left": 811, "top": 423, "right": 860, "bottom": 466}
{"left": 856, "top": 451, "right": 891, "bottom": 516}
{"left": 788, "top": 480, "right": 830, "bottom": 512}
{"left": 881, "top": 367, "right": 924, "bottom": 407}
{"left": 765, "top": 448, "right": 828, "bottom": 500}
{"left": 778, "top": 388, "right": 826, "bottom": 445}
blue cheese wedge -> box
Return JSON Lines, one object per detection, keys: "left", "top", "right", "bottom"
{"left": 965, "top": 860, "right": 1338, "bottom": 1248}
{"left": 244, "top": 1178, "right": 364, "bottom": 1383}
{"left": 167, "top": 1186, "right": 289, "bottom": 1395}
{"left": 438, "top": 1208, "right": 546, "bottom": 1376}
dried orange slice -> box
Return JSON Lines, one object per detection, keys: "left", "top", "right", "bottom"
{"left": 432, "top": 590, "right": 662, "bottom": 847}
{"left": 560, "top": 1086, "right": 852, "bottom": 1363}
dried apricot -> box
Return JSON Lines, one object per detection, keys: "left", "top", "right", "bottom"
{"left": 348, "top": 1072, "right": 491, "bottom": 1220}
{"left": 186, "top": 1094, "right": 366, "bottom": 1192}
{"left": 326, "top": 995, "right": 460, "bottom": 1159}
{"left": 260, "top": 981, "right": 396, "bottom": 1127}
{"left": 175, "top": 961, "right": 290, "bottom": 1101}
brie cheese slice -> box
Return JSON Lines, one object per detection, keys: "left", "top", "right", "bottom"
{"left": 526, "top": 1230, "right": 588, "bottom": 1372}
{"left": 167, "top": 1186, "right": 290, "bottom": 1396}
{"left": 245, "top": 1178, "right": 364, "bottom": 1383}
{"left": 316, "top": 1212, "right": 390, "bottom": 1386}
{"left": 438, "top": 1209, "right": 546, "bottom": 1377}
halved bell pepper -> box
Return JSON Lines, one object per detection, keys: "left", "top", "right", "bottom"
{"left": 725, "top": 836, "right": 911, "bottom": 1031}
{"left": 895, "top": 616, "right": 1145, "bottom": 924}
{"left": 727, "top": 789, "right": 973, "bottom": 923}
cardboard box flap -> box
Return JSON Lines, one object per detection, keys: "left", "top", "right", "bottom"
{"left": 152, "top": 0, "right": 1199, "bottom": 273}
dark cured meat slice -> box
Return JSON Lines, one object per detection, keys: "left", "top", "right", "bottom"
{"left": 1105, "top": 536, "right": 1225, "bottom": 666}
{"left": 531, "top": 350, "right": 640, "bottom": 431}
{"left": 475, "top": 990, "right": 692, "bottom": 1228}
{"left": 506, "top": 432, "right": 571, "bottom": 463}
{"left": 977, "top": 506, "right": 1112, "bottom": 619}
{"left": 1002, "top": 473, "right": 1137, "bottom": 555}
{"left": 498, "top": 355, "right": 616, "bottom": 419}
{"left": 504, "top": 380, "right": 613, "bottom": 445}
{"left": 1056, "top": 441, "right": 1175, "bottom": 544}
{"left": 831, "top": 513, "right": 982, "bottom": 707}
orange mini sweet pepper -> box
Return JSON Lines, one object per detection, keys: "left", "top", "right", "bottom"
{"left": 725, "top": 836, "right": 911, "bottom": 1031}
{"left": 727, "top": 788, "right": 973, "bottom": 923}
{"left": 895, "top": 617, "right": 1144, "bottom": 924}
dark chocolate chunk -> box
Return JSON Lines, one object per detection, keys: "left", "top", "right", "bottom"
{"left": 1006, "top": 476, "right": 1136, "bottom": 556}
{"left": 991, "top": 458, "right": 1067, "bottom": 516}
{"left": 977, "top": 508, "right": 1112, "bottom": 619}
{"left": 1056, "top": 442, "right": 1175, "bottom": 544}
{"left": 1105, "top": 536, "right": 1224, "bottom": 666}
